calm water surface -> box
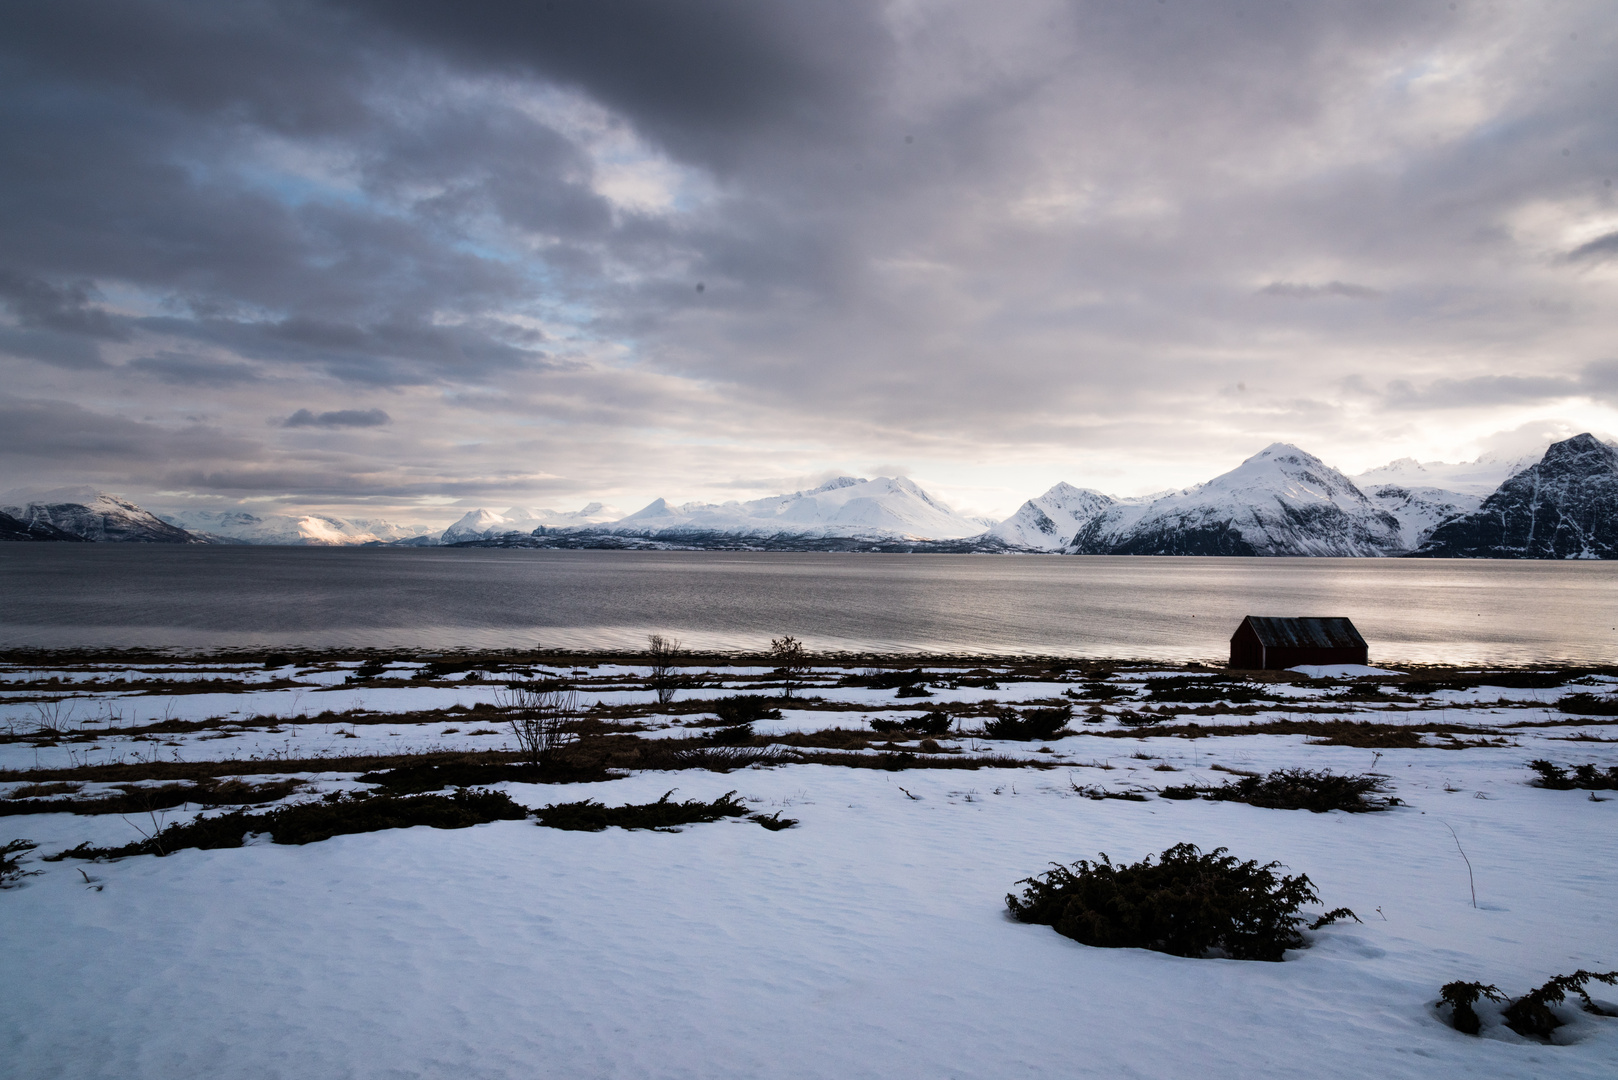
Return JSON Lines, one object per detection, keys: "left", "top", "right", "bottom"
{"left": 0, "top": 547, "right": 1614, "bottom": 665}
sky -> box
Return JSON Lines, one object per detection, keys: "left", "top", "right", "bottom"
{"left": 2, "top": 0, "right": 1615, "bottom": 525}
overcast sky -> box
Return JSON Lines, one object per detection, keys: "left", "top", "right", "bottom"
{"left": 2, "top": 0, "right": 1615, "bottom": 523}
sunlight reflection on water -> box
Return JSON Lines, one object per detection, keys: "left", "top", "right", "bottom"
{"left": 2, "top": 547, "right": 1614, "bottom": 665}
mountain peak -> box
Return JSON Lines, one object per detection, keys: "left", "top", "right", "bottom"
{"left": 807, "top": 476, "right": 865, "bottom": 495}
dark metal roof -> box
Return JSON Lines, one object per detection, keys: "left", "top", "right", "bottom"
{"left": 1235, "top": 616, "right": 1366, "bottom": 649}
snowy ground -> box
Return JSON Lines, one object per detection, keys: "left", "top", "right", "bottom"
{"left": 2, "top": 655, "right": 1616, "bottom": 1079}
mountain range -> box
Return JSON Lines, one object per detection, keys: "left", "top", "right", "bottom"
{"left": 5, "top": 434, "right": 1613, "bottom": 557}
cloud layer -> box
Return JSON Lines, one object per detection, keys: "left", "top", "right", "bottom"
{"left": 2, "top": 0, "right": 1616, "bottom": 520}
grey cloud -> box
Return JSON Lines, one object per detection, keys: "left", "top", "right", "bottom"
{"left": 282, "top": 408, "right": 391, "bottom": 428}
{"left": 0, "top": 269, "right": 128, "bottom": 339}
{"left": 0, "top": 327, "right": 109, "bottom": 370}
{"left": 0, "top": 395, "right": 253, "bottom": 467}
{"left": 1384, "top": 361, "right": 1618, "bottom": 409}
{"left": 1384, "top": 375, "right": 1581, "bottom": 410}
{"left": 1566, "top": 231, "right": 1618, "bottom": 263}
{"left": 126, "top": 352, "right": 261, "bottom": 386}
{"left": 1260, "top": 281, "right": 1384, "bottom": 300}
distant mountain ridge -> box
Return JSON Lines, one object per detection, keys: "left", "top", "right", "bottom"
{"left": 595, "top": 476, "right": 986, "bottom": 543}
{"left": 160, "top": 509, "right": 437, "bottom": 546}
{"left": 8, "top": 435, "right": 1613, "bottom": 556}
{"left": 441, "top": 503, "right": 620, "bottom": 544}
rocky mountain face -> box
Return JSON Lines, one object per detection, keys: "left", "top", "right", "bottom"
{"left": 0, "top": 489, "right": 197, "bottom": 543}
{"left": 1068, "top": 445, "right": 1405, "bottom": 556}
{"left": 1413, "top": 434, "right": 1618, "bottom": 558}
{"left": 0, "top": 510, "right": 87, "bottom": 542}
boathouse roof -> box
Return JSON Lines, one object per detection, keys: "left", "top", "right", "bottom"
{"left": 1235, "top": 616, "right": 1366, "bottom": 650}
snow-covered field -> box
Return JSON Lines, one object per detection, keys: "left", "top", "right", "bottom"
{"left": 2, "top": 656, "right": 1615, "bottom": 1079}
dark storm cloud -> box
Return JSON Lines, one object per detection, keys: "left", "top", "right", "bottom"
{"left": 2, "top": 0, "right": 1616, "bottom": 516}
{"left": 341, "top": 0, "right": 893, "bottom": 167}
{"left": 282, "top": 408, "right": 391, "bottom": 428}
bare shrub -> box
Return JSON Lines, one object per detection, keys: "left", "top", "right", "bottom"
{"left": 769, "top": 635, "right": 809, "bottom": 695}
{"left": 647, "top": 633, "right": 683, "bottom": 705}
{"left": 29, "top": 701, "right": 74, "bottom": 737}
{"left": 499, "top": 683, "right": 580, "bottom": 766}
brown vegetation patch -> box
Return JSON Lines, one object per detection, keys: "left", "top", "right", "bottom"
{"left": 0, "top": 778, "right": 303, "bottom": 817}
{"left": 1096, "top": 718, "right": 1492, "bottom": 748}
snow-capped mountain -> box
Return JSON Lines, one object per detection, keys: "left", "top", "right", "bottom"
{"left": 441, "top": 503, "right": 620, "bottom": 544}
{"left": 1414, "top": 433, "right": 1618, "bottom": 559}
{"left": 989, "top": 483, "right": 1117, "bottom": 551}
{"left": 159, "top": 510, "right": 436, "bottom": 546}
{"left": 1068, "top": 445, "right": 1404, "bottom": 556}
{"left": 605, "top": 477, "right": 985, "bottom": 541}
{"left": 0, "top": 487, "right": 198, "bottom": 543}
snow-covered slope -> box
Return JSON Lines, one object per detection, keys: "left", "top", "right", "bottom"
{"left": 441, "top": 503, "right": 620, "bottom": 544}
{"left": 989, "top": 483, "right": 1116, "bottom": 551}
{"left": 1070, "top": 445, "right": 1404, "bottom": 556}
{"left": 1346, "top": 450, "right": 1542, "bottom": 549}
{"left": 1357, "top": 485, "right": 1483, "bottom": 551}
{"left": 160, "top": 510, "right": 436, "bottom": 546}
{"left": 0, "top": 487, "right": 198, "bottom": 543}
{"left": 1350, "top": 452, "right": 1539, "bottom": 498}
{"left": 609, "top": 477, "right": 984, "bottom": 541}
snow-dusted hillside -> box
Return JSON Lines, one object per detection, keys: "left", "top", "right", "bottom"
{"left": 989, "top": 483, "right": 1117, "bottom": 551}
{"left": 161, "top": 510, "right": 436, "bottom": 546}
{"left": 0, "top": 487, "right": 197, "bottom": 543}
{"left": 608, "top": 477, "right": 985, "bottom": 541}
{"left": 1070, "top": 445, "right": 1404, "bottom": 556}
{"left": 441, "top": 503, "right": 619, "bottom": 544}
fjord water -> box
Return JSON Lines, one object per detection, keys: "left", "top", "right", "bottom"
{"left": 0, "top": 546, "right": 1613, "bottom": 664}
